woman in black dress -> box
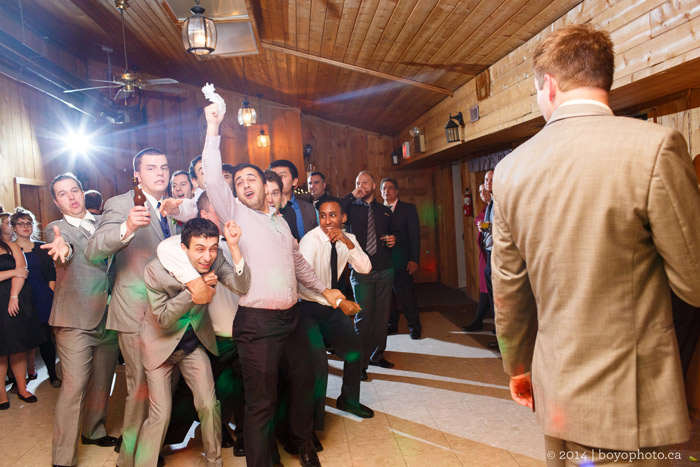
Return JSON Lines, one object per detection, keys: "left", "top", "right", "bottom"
{"left": 11, "top": 208, "right": 60, "bottom": 387}
{"left": 0, "top": 212, "right": 43, "bottom": 408}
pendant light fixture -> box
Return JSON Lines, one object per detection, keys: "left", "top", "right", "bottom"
{"left": 256, "top": 94, "right": 270, "bottom": 148}
{"left": 237, "top": 58, "right": 256, "bottom": 126}
{"left": 182, "top": 0, "right": 217, "bottom": 55}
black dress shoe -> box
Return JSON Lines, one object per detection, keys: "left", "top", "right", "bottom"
{"left": 360, "top": 369, "right": 369, "bottom": 381}
{"left": 114, "top": 435, "right": 122, "bottom": 453}
{"left": 18, "top": 392, "right": 37, "bottom": 403}
{"left": 298, "top": 441, "right": 321, "bottom": 467}
{"left": 336, "top": 397, "right": 375, "bottom": 419}
{"left": 409, "top": 329, "right": 421, "bottom": 340}
{"left": 280, "top": 435, "right": 298, "bottom": 455}
{"left": 461, "top": 322, "right": 484, "bottom": 332}
{"left": 488, "top": 341, "right": 500, "bottom": 351}
{"left": 232, "top": 437, "right": 245, "bottom": 457}
{"left": 369, "top": 358, "right": 394, "bottom": 368}
{"left": 53, "top": 464, "right": 71, "bottom": 467}
{"left": 387, "top": 326, "right": 398, "bottom": 335}
{"left": 0, "top": 401, "right": 8, "bottom": 410}
{"left": 221, "top": 428, "right": 235, "bottom": 448}
{"left": 82, "top": 435, "right": 118, "bottom": 447}
{"left": 312, "top": 432, "right": 323, "bottom": 452}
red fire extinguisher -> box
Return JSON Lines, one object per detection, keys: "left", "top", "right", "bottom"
{"left": 463, "top": 188, "right": 473, "bottom": 217}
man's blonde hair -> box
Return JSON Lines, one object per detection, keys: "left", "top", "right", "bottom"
{"left": 533, "top": 24, "right": 614, "bottom": 92}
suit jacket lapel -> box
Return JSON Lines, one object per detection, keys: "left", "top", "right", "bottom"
{"left": 148, "top": 201, "right": 165, "bottom": 241}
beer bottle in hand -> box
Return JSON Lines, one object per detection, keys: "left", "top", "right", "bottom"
{"left": 133, "top": 177, "right": 146, "bottom": 207}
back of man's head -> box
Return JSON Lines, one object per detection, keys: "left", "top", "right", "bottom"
{"left": 196, "top": 191, "right": 212, "bottom": 215}
{"left": 532, "top": 24, "right": 614, "bottom": 92}
{"left": 84, "top": 190, "right": 103, "bottom": 211}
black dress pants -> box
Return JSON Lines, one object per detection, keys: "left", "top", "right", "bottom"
{"left": 388, "top": 268, "right": 422, "bottom": 332}
{"left": 233, "top": 305, "right": 314, "bottom": 467}
{"left": 299, "top": 300, "right": 363, "bottom": 430}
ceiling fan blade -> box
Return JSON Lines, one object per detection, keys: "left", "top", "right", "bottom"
{"left": 64, "top": 85, "right": 121, "bottom": 93}
{"left": 142, "top": 78, "right": 179, "bottom": 85}
{"left": 89, "top": 79, "right": 122, "bottom": 84}
{"left": 141, "top": 86, "right": 186, "bottom": 96}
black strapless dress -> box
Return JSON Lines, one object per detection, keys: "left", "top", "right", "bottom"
{"left": 0, "top": 253, "right": 44, "bottom": 355}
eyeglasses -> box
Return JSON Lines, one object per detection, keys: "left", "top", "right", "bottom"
{"left": 14, "top": 222, "right": 33, "bottom": 227}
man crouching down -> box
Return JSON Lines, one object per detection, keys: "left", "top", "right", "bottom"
{"left": 135, "top": 218, "right": 250, "bottom": 467}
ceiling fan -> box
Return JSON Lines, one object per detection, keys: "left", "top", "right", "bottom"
{"left": 64, "top": 0, "right": 181, "bottom": 104}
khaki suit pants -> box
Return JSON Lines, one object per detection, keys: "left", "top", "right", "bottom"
{"left": 545, "top": 435, "right": 674, "bottom": 466}
{"left": 52, "top": 317, "right": 119, "bottom": 466}
{"left": 135, "top": 346, "right": 221, "bottom": 467}
{"left": 117, "top": 331, "right": 150, "bottom": 467}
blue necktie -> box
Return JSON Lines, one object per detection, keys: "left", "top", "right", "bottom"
{"left": 156, "top": 202, "right": 171, "bottom": 239}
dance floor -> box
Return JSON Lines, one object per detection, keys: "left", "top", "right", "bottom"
{"left": 3, "top": 283, "right": 697, "bottom": 466}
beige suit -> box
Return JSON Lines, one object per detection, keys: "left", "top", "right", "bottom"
{"left": 85, "top": 190, "right": 171, "bottom": 467}
{"left": 492, "top": 103, "right": 700, "bottom": 452}
{"left": 45, "top": 217, "right": 119, "bottom": 466}
{"left": 135, "top": 252, "right": 250, "bottom": 467}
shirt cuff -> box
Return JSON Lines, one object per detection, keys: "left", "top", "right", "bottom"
{"left": 233, "top": 258, "right": 245, "bottom": 276}
{"left": 119, "top": 222, "right": 135, "bottom": 244}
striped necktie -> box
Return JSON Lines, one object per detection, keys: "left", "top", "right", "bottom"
{"left": 366, "top": 204, "right": 377, "bottom": 256}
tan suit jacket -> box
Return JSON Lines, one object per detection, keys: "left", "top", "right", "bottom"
{"left": 492, "top": 103, "right": 700, "bottom": 451}
{"left": 141, "top": 251, "right": 250, "bottom": 371}
{"left": 45, "top": 217, "right": 110, "bottom": 330}
{"left": 85, "top": 191, "right": 171, "bottom": 332}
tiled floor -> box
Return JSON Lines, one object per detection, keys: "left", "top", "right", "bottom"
{"left": 1, "top": 305, "right": 550, "bottom": 467}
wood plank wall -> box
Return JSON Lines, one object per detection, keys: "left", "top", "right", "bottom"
{"left": 392, "top": 0, "right": 700, "bottom": 164}
{"left": 300, "top": 114, "right": 439, "bottom": 283}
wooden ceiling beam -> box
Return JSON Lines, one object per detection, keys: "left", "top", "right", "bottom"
{"left": 261, "top": 41, "right": 453, "bottom": 97}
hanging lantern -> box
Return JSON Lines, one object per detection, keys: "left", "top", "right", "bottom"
{"left": 257, "top": 129, "right": 270, "bottom": 148}
{"left": 237, "top": 101, "right": 256, "bottom": 126}
{"left": 182, "top": 1, "right": 217, "bottom": 55}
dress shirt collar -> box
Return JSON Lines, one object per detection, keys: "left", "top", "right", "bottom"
{"left": 385, "top": 199, "right": 398, "bottom": 212}
{"left": 64, "top": 210, "right": 96, "bottom": 229}
{"left": 558, "top": 99, "right": 611, "bottom": 112}
{"left": 140, "top": 187, "right": 163, "bottom": 218}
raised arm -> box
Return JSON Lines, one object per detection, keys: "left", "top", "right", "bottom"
{"left": 202, "top": 104, "right": 237, "bottom": 224}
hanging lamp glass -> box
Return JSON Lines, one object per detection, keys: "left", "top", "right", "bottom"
{"left": 182, "top": 0, "right": 217, "bottom": 55}
{"left": 237, "top": 58, "right": 256, "bottom": 126}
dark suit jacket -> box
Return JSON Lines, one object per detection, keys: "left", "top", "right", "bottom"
{"left": 280, "top": 196, "right": 318, "bottom": 241}
{"left": 340, "top": 194, "right": 397, "bottom": 271}
{"left": 389, "top": 200, "right": 420, "bottom": 271}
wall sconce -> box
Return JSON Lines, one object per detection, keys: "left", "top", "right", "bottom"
{"left": 391, "top": 148, "right": 401, "bottom": 166}
{"left": 445, "top": 112, "right": 464, "bottom": 143}
{"left": 182, "top": 0, "right": 217, "bottom": 55}
{"left": 409, "top": 126, "right": 426, "bottom": 152}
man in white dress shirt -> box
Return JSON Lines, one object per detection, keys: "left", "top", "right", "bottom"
{"left": 298, "top": 198, "right": 375, "bottom": 428}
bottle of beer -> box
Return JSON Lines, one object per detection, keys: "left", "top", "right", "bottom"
{"left": 133, "top": 177, "right": 146, "bottom": 207}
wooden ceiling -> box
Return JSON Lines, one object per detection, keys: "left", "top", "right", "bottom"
{"left": 1, "top": 0, "right": 582, "bottom": 135}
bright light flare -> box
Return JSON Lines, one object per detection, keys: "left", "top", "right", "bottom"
{"left": 61, "top": 129, "right": 95, "bottom": 156}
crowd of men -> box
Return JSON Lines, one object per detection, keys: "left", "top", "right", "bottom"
{"left": 6, "top": 22, "right": 700, "bottom": 467}
{"left": 39, "top": 101, "right": 423, "bottom": 467}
